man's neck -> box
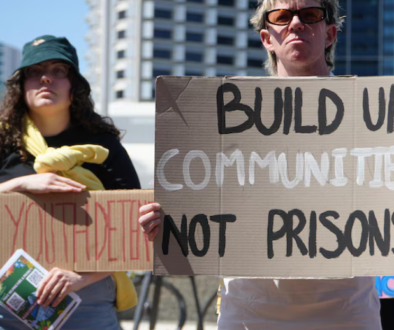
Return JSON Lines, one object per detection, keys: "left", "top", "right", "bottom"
{"left": 28, "top": 110, "right": 70, "bottom": 137}
{"left": 277, "top": 60, "right": 331, "bottom": 77}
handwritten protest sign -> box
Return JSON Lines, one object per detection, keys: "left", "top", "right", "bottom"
{"left": 154, "top": 76, "right": 394, "bottom": 277}
{"left": 376, "top": 276, "right": 394, "bottom": 298}
{"left": 0, "top": 190, "right": 153, "bottom": 271}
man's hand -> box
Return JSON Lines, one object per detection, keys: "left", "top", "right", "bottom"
{"left": 139, "top": 203, "right": 161, "bottom": 241}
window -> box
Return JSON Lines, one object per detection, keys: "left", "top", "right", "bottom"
{"left": 155, "top": 8, "right": 172, "bottom": 19}
{"left": 216, "top": 71, "right": 235, "bottom": 76}
{"left": 186, "top": 32, "right": 203, "bottom": 42}
{"left": 118, "top": 30, "right": 126, "bottom": 39}
{"left": 247, "top": 58, "right": 262, "bottom": 68}
{"left": 217, "top": 55, "right": 233, "bottom": 65}
{"left": 117, "top": 50, "right": 125, "bottom": 59}
{"left": 217, "top": 16, "right": 234, "bottom": 26}
{"left": 248, "top": 38, "right": 261, "bottom": 48}
{"left": 185, "top": 70, "right": 203, "bottom": 76}
{"left": 153, "top": 68, "right": 171, "bottom": 77}
{"left": 218, "top": 0, "right": 234, "bottom": 6}
{"left": 352, "top": 60, "right": 378, "bottom": 76}
{"left": 116, "top": 90, "right": 124, "bottom": 99}
{"left": 153, "top": 48, "right": 172, "bottom": 59}
{"left": 186, "top": 51, "right": 203, "bottom": 62}
{"left": 217, "top": 35, "right": 234, "bottom": 45}
{"left": 116, "top": 70, "right": 125, "bottom": 79}
{"left": 383, "top": 60, "right": 394, "bottom": 76}
{"left": 248, "top": 0, "right": 258, "bottom": 9}
{"left": 154, "top": 29, "right": 172, "bottom": 39}
{"left": 186, "top": 12, "right": 204, "bottom": 23}
{"left": 118, "top": 10, "right": 126, "bottom": 19}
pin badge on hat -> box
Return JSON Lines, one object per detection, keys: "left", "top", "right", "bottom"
{"left": 32, "top": 39, "right": 45, "bottom": 46}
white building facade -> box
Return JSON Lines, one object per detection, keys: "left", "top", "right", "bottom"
{"left": 84, "top": 0, "right": 266, "bottom": 188}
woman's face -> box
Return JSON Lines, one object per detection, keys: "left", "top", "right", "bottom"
{"left": 23, "top": 60, "right": 72, "bottom": 117}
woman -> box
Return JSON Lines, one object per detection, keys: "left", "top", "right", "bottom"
{"left": 0, "top": 35, "right": 140, "bottom": 330}
{"left": 140, "top": 0, "right": 382, "bottom": 329}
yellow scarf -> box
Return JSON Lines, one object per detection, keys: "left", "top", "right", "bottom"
{"left": 23, "top": 114, "right": 137, "bottom": 311}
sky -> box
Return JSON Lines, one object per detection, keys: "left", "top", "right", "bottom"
{"left": 0, "top": 0, "right": 90, "bottom": 73}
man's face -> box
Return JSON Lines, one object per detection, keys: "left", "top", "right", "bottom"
{"left": 260, "top": 0, "right": 337, "bottom": 75}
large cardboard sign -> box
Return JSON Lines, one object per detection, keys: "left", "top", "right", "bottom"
{"left": 154, "top": 76, "right": 394, "bottom": 277}
{"left": 0, "top": 190, "right": 153, "bottom": 271}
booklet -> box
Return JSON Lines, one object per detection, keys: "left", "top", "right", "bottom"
{"left": 0, "top": 249, "right": 82, "bottom": 330}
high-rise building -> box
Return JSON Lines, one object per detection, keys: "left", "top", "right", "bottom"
{"left": 0, "top": 42, "right": 21, "bottom": 98}
{"left": 84, "top": 0, "right": 265, "bottom": 109}
{"left": 84, "top": 0, "right": 265, "bottom": 188}
{"left": 335, "top": 0, "right": 394, "bottom": 76}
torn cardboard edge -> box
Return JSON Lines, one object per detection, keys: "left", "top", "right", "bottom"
{"left": 154, "top": 75, "right": 394, "bottom": 278}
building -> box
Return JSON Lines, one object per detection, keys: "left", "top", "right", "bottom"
{"left": 85, "top": 0, "right": 265, "bottom": 107}
{"left": 84, "top": 0, "right": 265, "bottom": 188}
{"left": 0, "top": 42, "right": 21, "bottom": 98}
{"left": 335, "top": 0, "right": 394, "bottom": 76}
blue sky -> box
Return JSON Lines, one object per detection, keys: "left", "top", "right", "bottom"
{"left": 0, "top": 0, "right": 90, "bottom": 73}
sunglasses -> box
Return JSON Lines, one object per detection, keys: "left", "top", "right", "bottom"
{"left": 24, "top": 63, "right": 70, "bottom": 80}
{"left": 266, "top": 7, "right": 327, "bottom": 26}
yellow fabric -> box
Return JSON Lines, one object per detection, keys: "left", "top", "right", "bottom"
{"left": 22, "top": 113, "right": 138, "bottom": 311}
{"left": 112, "top": 273, "right": 138, "bottom": 311}
{"left": 22, "top": 115, "right": 108, "bottom": 191}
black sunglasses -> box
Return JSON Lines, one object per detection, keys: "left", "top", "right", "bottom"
{"left": 266, "top": 7, "right": 327, "bottom": 26}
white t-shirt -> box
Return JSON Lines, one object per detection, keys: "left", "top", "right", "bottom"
{"left": 218, "top": 277, "right": 381, "bottom": 330}
{"left": 218, "top": 73, "right": 380, "bottom": 329}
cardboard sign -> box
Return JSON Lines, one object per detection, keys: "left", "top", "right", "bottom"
{"left": 154, "top": 75, "right": 394, "bottom": 277}
{"left": 0, "top": 190, "right": 153, "bottom": 271}
{"left": 376, "top": 276, "right": 394, "bottom": 298}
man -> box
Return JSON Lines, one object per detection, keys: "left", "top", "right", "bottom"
{"left": 216, "top": 1, "right": 381, "bottom": 329}
{"left": 139, "top": 0, "right": 382, "bottom": 329}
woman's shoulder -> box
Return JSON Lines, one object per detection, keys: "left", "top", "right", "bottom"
{"left": 0, "top": 151, "right": 35, "bottom": 183}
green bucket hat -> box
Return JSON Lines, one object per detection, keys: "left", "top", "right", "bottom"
{"left": 16, "top": 35, "right": 89, "bottom": 87}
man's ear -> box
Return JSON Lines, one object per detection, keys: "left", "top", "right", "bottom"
{"left": 260, "top": 29, "right": 275, "bottom": 52}
{"left": 325, "top": 24, "right": 337, "bottom": 48}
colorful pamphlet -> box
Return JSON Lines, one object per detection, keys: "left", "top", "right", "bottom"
{"left": 0, "top": 249, "right": 81, "bottom": 330}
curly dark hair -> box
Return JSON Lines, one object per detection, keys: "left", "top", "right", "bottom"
{"left": 0, "top": 66, "right": 121, "bottom": 163}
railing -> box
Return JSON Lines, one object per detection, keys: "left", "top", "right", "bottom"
{"left": 118, "top": 272, "right": 218, "bottom": 330}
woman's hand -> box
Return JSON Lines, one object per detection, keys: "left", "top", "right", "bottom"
{"left": 0, "top": 173, "right": 86, "bottom": 194}
{"left": 36, "top": 268, "right": 86, "bottom": 308}
{"left": 36, "top": 268, "right": 113, "bottom": 308}
{"left": 139, "top": 203, "right": 161, "bottom": 241}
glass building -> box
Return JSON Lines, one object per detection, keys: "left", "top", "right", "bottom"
{"left": 335, "top": 0, "right": 394, "bottom": 76}
{"left": 0, "top": 42, "right": 21, "bottom": 100}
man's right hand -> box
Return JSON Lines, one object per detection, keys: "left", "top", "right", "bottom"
{"left": 139, "top": 203, "right": 161, "bottom": 241}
